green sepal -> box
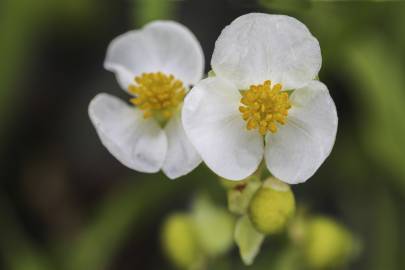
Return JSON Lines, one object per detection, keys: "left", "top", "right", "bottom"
{"left": 234, "top": 215, "right": 265, "bottom": 265}
{"left": 208, "top": 70, "right": 216, "bottom": 77}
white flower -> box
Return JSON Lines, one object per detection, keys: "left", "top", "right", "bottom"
{"left": 182, "top": 13, "right": 338, "bottom": 184}
{"left": 88, "top": 21, "right": 204, "bottom": 179}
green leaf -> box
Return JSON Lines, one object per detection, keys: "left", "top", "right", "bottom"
{"left": 0, "top": 193, "right": 52, "bottom": 270}
{"left": 234, "top": 215, "right": 265, "bottom": 265}
{"left": 64, "top": 175, "right": 190, "bottom": 270}
{"left": 259, "top": 0, "right": 311, "bottom": 11}
{"left": 133, "top": 0, "right": 177, "bottom": 26}
{"left": 346, "top": 38, "right": 405, "bottom": 194}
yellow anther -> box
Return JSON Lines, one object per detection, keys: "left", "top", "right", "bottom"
{"left": 240, "top": 80, "right": 291, "bottom": 135}
{"left": 129, "top": 72, "right": 186, "bottom": 119}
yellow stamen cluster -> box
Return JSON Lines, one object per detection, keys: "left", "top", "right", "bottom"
{"left": 239, "top": 80, "right": 291, "bottom": 135}
{"left": 129, "top": 72, "right": 186, "bottom": 119}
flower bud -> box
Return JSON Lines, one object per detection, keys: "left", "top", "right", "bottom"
{"left": 225, "top": 176, "right": 261, "bottom": 215}
{"left": 248, "top": 177, "right": 295, "bottom": 234}
{"left": 192, "top": 194, "right": 235, "bottom": 257}
{"left": 161, "top": 213, "right": 200, "bottom": 269}
{"left": 304, "top": 216, "right": 355, "bottom": 269}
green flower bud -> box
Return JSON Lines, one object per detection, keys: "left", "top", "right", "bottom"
{"left": 227, "top": 177, "right": 261, "bottom": 215}
{"left": 304, "top": 216, "right": 355, "bottom": 269}
{"left": 161, "top": 213, "right": 200, "bottom": 269}
{"left": 192, "top": 194, "right": 235, "bottom": 257}
{"left": 248, "top": 177, "right": 295, "bottom": 235}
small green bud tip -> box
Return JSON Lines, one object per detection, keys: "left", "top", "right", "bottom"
{"left": 304, "top": 216, "right": 355, "bottom": 269}
{"left": 248, "top": 177, "right": 295, "bottom": 235}
{"left": 161, "top": 213, "right": 199, "bottom": 269}
{"left": 220, "top": 175, "right": 259, "bottom": 190}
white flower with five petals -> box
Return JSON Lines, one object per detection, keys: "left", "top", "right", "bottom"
{"left": 89, "top": 21, "right": 204, "bottom": 179}
{"left": 182, "top": 13, "right": 338, "bottom": 184}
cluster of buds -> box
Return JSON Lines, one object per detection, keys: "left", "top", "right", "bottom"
{"left": 161, "top": 195, "right": 235, "bottom": 269}
{"left": 223, "top": 175, "right": 296, "bottom": 265}
{"left": 161, "top": 175, "right": 358, "bottom": 269}
{"left": 223, "top": 174, "right": 357, "bottom": 268}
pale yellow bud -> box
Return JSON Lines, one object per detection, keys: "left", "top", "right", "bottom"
{"left": 248, "top": 177, "right": 295, "bottom": 234}
{"left": 161, "top": 213, "right": 200, "bottom": 269}
{"left": 304, "top": 216, "right": 355, "bottom": 269}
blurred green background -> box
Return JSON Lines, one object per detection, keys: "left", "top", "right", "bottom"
{"left": 1, "top": 0, "right": 404, "bottom": 269}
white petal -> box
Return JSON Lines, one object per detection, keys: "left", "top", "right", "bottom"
{"left": 212, "top": 13, "right": 321, "bottom": 90}
{"left": 88, "top": 93, "right": 167, "bottom": 172}
{"left": 162, "top": 112, "right": 202, "bottom": 179}
{"left": 104, "top": 21, "right": 204, "bottom": 91}
{"left": 182, "top": 77, "right": 264, "bottom": 180}
{"left": 264, "top": 81, "right": 338, "bottom": 184}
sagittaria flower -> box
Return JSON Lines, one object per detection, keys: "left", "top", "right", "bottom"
{"left": 89, "top": 21, "right": 204, "bottom": 179}
{"left": 182, "top": 14, "right": 338, "bottom": 184}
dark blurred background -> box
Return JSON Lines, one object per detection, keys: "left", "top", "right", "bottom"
{"left": 1, "top": 0, "right": 404, "bottom": 269}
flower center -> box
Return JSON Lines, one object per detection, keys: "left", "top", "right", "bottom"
{"left": 128, "top": 72, "right": 186, "bottom": 120}
{"left": 239, "top": 80, "right": 291, "bottom": 135}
